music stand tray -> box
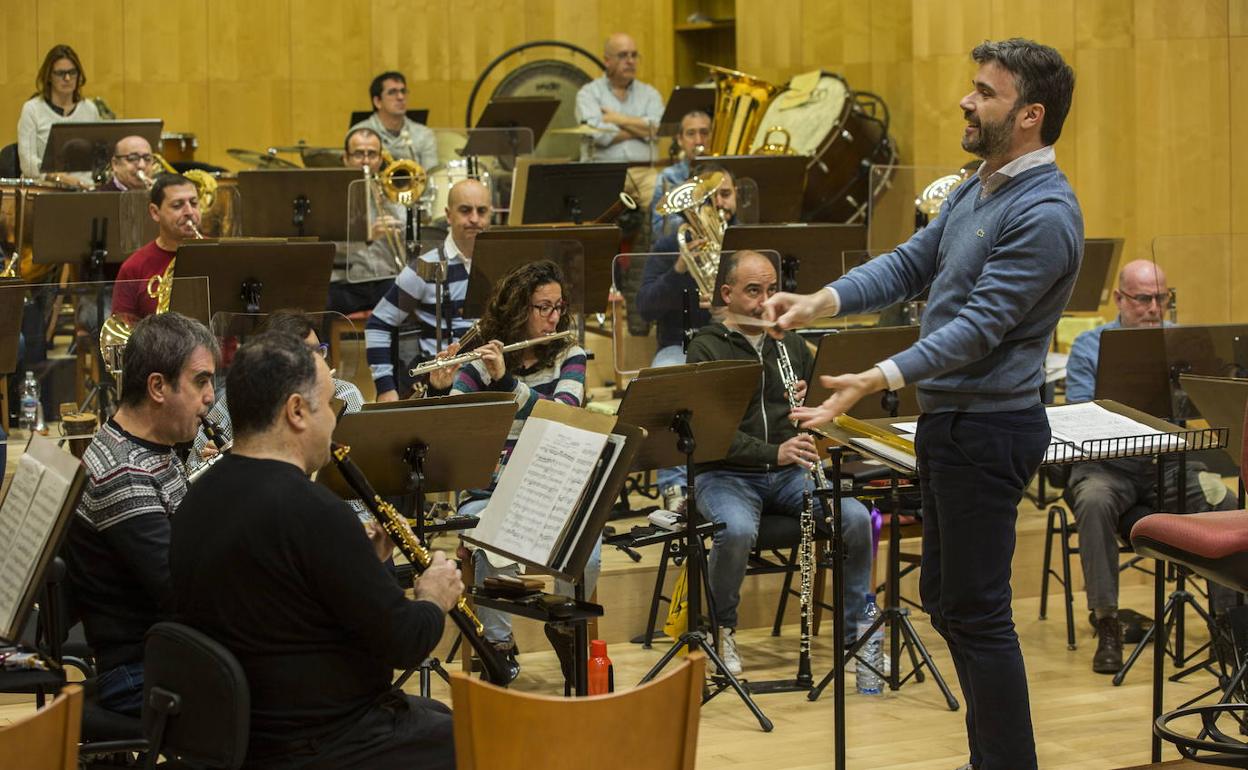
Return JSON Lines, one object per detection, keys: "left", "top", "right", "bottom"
{"left": 465, "top": 97, "right": 559, "bottom": 156}
{"left": 168, "top": 240, "right": 336, "bottom": 321}
{"left": 41, "top": 120, "right": 163, "bottom": 174}
{"left": 470, "top": 225, "right": 619, "bottom": 315}
{"left": 722, "top": 223, "right": 865, "bottom": 295}
{"left": 711, "top": 156, "right": 808, "bottom": 223}
{"left": 807, "top": 326, "right": 920, "bottom": 418}
{"left": 31, "top": 191, "right": 156, "bottom": 264}
{"left": 238, "top": 168, "right": 359, "bottom": 239}
{"left": 509, "top": 160, "right": 631, "bottom": 225}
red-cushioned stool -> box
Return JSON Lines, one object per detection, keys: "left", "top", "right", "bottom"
{"left": 1129, "top": 401, "right": 1248, "bottom": 767}
{"left": 328, "top": 310, "right": 371, "bottom": 373}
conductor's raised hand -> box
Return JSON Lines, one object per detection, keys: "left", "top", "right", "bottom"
{"left": 790, "top": 368, "right": 887, "bottom": 429}
{"left": 426, "top": 341, "right": 461, "bottom": 391}
{"left": 414, "top": 551, "right": 465, "bottom": 613}
{"left": 763, "top": 289, "right": 836, "bottom": 330}
{"left": 479, "top": 339, "right": 506, "bottom": 382}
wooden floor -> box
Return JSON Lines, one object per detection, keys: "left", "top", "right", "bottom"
{"left": 0, "top": 581, "right": 1233, "bottom": 769}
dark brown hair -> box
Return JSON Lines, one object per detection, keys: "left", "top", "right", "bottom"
{"left": 476, "top": 260, "right": 572, "bottom": 371}
{"left": 34, "top": 44, "right": 86, "bottom": 103}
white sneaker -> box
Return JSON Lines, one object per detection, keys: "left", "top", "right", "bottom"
{"left": 719, "top": 627, "right": 743, "bottom": 676}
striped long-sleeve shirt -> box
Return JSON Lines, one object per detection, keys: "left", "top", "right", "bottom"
{"left": 365, "top": 235, "right": 476, "bottom": 395}
{"left": 452, "top": 344, "right": 587, "bottom": 490}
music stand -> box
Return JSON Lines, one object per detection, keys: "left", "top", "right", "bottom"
{"left": 721, "top": 223, "right": 866, "bottom": 294}
{"left": 1066, "top": 238, "right": 1124, "bottom": 314}
{"left": 238, "top": 168, "right": 358, "bottom": 239}
{"left": 168, "top": 240, "right": 335, "bottom": 322}
{"left": 40, "top": 120, "right": 163, "bottom": 179}
{"left": 464, "top": 97, "right": 558, "bottom": 157}
{"left": 658, "top": 87, "right": 716, "bottom": 135}
{"left": 348, "top": 109, "right": 430, "bottom": 128}
{"left": 616, "top": 359, "right": 775, "bottom": 732}
{"left": 509, "top": 160, "right": 631, "bottom": 225}
{"left": 806, "top": 326, "right": 920, "bottom": 418}
{"left": 469, "top": 226, "right": 620, "bottom": 315}
{"left": 0, "top": 281, "right": 21, "bottom": 432}
{"left": 1179, "top": 375, "right": 1248, "bottom": 469}
{"left": 1095, "top": 324, "right": 1248, "bottom": 420}
{"left": 320, "top": 393, "right": 516, "bottom": 694}
{"left": 709, "top": 156, "right": 808, "bottom": 223}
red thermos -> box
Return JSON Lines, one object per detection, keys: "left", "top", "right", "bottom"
{"left": 588, "top": 639, "right": 613, "bottom": 694}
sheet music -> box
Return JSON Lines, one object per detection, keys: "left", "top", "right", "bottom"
{"left": 1046, "top": 402, "right": 1185, "bottom": 457}
{"left": 478, "top": 417, "right": 609, "bottom": 566}
{"left": 0, "top": 449, "right": 73, "bottom": 637}
{"left": 554, "top": 433, "right": 625, "bottom": 571}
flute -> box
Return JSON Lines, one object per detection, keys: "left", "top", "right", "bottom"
{"left": 408, "top": 329, "right": 576, "bottom": 377}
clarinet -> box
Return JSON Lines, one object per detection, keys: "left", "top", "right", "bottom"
{"left": 774, "top": 336, "right": 821, "bottom": 686}
{"left": 329, "top": 442, "right": 519, "bottom": 686}
{"left": 188, "top": 416, "right": 231, "bottom": 484}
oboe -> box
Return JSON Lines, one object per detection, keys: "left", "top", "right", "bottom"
{"left": 329, "top": 442, "right": 519, "bottom": 686}
{"left": 187, "top": 416, "right": 230, "bottom": 484}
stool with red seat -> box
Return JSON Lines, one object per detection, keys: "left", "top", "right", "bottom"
{"left": 1129, "top": 402, "right": 1248, "bottom": 766}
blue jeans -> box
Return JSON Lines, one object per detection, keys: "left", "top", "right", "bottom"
{"left": 917, "top": 406, "right": 1050, "bottom": 770}
{"left": 695, "top": 465, "right": 871, "bottom": 645}
{"left": 97, "top": 660, "right": 144, "bottom": 716}
{"left": 651, "top": 344, "right": 688, "bottom": 495}
{"left": 460, "top": 498, "right": 603, "bottom": 644}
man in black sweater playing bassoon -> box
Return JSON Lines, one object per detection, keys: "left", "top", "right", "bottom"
{"left": 171, "top": 330, "right": 463, "bottom": 770}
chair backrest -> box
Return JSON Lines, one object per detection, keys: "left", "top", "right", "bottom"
{"left": 451, "top": 651, "right": 704, "bottom": 770}
{"left": 0, "top": 144, "right": 18, "bottom": 179}
{"left": 0, "top": 684, "right": 82, "bottom": 770}
{"left": 143, "top": 622, "right": 249, "bottom": 769}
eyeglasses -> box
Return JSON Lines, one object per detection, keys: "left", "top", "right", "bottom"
{"left": 115, "top": 153, "right": 154, "bottom": 165}
{"left": 383, "top": 87, "right": 408, "bottom": 97}
{"left": 1122, "top": 291, "right": 1170, "bottom": 306}
{"left": 308, "top": 342, "right": 329, "bottom": 359}
{"left": 347, "top": 149, "right": 381, "bottom": 161}
{"left": 51, "top": 68, "right": 79, "bottom": 80}
{"left": 531, "top": 302, "right": 568, "bottom": 318}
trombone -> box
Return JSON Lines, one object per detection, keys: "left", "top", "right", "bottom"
{"left": 363, "top": 165, "right": 405, "bottom": 271}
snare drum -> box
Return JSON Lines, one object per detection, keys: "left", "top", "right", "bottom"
{"left": 756, "top": 72, "right": 895, "bottom": 223}
{"left": 160, "top": 132, "right": 198, "bottom": 164}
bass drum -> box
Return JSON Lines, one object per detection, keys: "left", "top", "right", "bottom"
{"left": 490, "top": 59, "right": 594, "bottom": 161}
{"left": 756, "top": 72, "right": 896, "bottom": 223}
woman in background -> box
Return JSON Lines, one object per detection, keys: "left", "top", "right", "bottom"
{"left": 18, "top": 44, "right": 101, "bottom": 186}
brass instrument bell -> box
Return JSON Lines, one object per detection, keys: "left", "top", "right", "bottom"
{"left": 655, "top": 170, "right": 729, "bottom": 298}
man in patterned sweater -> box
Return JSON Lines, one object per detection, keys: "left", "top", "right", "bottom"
{"left": 64, "top": 312, "right": 219, "bottom": 715}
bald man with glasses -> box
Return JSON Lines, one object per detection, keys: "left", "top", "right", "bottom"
{"left": 574, "top": 33, "right": 664, "bottom": 163}
{"left": 1064, "top": 258, "right": 1236, "bottom": 675}
{"left": 99, "top": 135, "right": 154, "bottom": 192}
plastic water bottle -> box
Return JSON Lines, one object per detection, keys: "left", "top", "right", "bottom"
{"left": 855, "top": 593, "right": 884, "bottom": 695}
{"left": 587, "top": 639, "right": 614, "bottom": 695}
{"left": 19, "top": 371, "right": 39, "bottom": 433}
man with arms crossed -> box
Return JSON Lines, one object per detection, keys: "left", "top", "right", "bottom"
{"left": 575, "top": 33, "right": 664, "bottom": 163}
{"left": 766, "top": 39, "right": 1081, "bottom": 770}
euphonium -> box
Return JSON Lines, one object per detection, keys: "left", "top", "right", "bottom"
{"left": 654, "top": 171, "right": 728, "bottom": 298}
{"left": 99, "top": 314, "right": 133, "bottom": 377}
{"left": 703, "top": 64, "right": 783, "bottom": 157}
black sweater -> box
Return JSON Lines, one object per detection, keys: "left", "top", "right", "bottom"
{"left": 170, "top": 454, "right": 445, "bottom": 761}
{"left": 686, "top": 322, "right": 815, "bottom": 472}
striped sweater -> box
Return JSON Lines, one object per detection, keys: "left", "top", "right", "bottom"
{"left": 365, "top": 235, "right": 476, "bottom": 394}
{"left": 452, "top": 344, "right": 587, "bottom": 490}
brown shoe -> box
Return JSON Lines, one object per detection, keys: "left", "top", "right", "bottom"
{"left": 1093, "top": 615, "right": 1123, "bottom": 674}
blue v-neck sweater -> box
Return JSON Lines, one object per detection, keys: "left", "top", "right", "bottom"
{"left": 831, "top": 162, "right": 1083, "bottom": 414}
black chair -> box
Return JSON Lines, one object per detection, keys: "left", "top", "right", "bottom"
{"left": 0, "top": 144, "right": 19, "bottom": 178}
{"left": 141, "top": 622, "right": 250, "bottom": 770}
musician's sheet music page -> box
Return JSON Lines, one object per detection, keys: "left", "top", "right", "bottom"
{"left": 1045, "top": 402, "right": 1183, "bottom": 456}
{"left": 478, "top": 417, "right": 609, "bottom": 566}
{"left": 0, "top": 448, "right": 71, "bottom": 634}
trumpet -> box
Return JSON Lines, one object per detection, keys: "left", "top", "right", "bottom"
{"left": 408, "top": 329, "right": 576, "bottom": 377}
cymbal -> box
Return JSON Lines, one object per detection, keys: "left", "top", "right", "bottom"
{"left": 226, "top": 148, "right": 300, "bottom": 169}
{"left": 549, "top": 124, "right": 613, "bottom": 136}
{"left": 268, "top": 143, "right": 338, "bottom": 154}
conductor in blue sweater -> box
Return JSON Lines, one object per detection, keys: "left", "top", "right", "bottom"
{"left": 766, "top": 39, "right": 1081, "bottom": 770}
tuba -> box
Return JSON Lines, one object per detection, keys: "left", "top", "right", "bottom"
{"left": 702, "top": 64, "right": 783, "bottom": 157}
{"left": 654, "top": 171, "right": 729, "bottom": 297}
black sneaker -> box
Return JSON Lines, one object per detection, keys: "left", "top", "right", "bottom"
{"left": 1093, "top": 615, "right": 1123, "bottom": 674}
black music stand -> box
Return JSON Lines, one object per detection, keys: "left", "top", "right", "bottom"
{"left": 469, "top": 226, "right": 620, "bottom": 315}
{"left": 41, "top": 120, "right": 163, "bottom": 181}
{"left": 1066, "top": 238, "right": 1124, "bottom": 314}
{"left": 32, "top": 190, "right": 157, "bottom": 414}
{"left": 510, "top": 161, "right": 631, "bottom": 225}
{"left": 658, "top": 87, "right": 716, "bottom": 136}
{"left": 0, "top": 281, "right": 21, "bottom": 430}
{"left": 238, "top": 168, "right": 358, "bottom": 239}
{"left": 167, "top": 241, "right": 335, "bottom": 322}
{"left": 709, "top": 156, "right": 807, "bottom": 223}
{"left": 348, "top": 109, "right": 430, "bottom": 128}
{"left": 1180, "top": 375, "right": 1248, "bottom": 469}
{"left": 806, "top": 326, "right": 920, "bottom": 419}
{"left": 320, "top": 394, "right": 516, "bottom": 694}
{"left": 722, "top": 223, "right": 866, "bottom": 294}
{"left": 616, "top": 360, "right": 775, "bottom": 731}
{"left": 464, "top": 97, "right": 557, "bottom": 158}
